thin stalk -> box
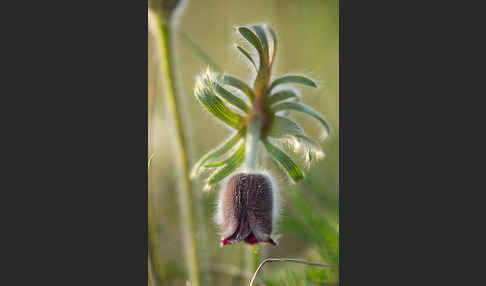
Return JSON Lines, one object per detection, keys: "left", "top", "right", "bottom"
{"left": 244, "top": 243, "right": 260, "bottom": 278}
{"left": 148, "top": 154, "right": 166, "bottom": 285}
{"left": 151, "top": 12, "right": 201, "bottom": 286}
{"left": 244, "top": 115, "right": 263, "bottom": 274}
{"left": 245, "top": 115, "right": 262, "bottom": 172}
{"left": 148, "top": 200, "right": 166, "bottom": 284}
{"left": 249, "top": 258, "right": 336, "bottom": 286}
{"left": 148, "top": 253, "right": 156, "bottom": 286}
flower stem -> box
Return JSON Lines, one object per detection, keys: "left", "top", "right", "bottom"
{"left": 245, "top": 114, "right": 262, "bottom": 172}
{"left": 245, "top": 244, "right": 260, "bottom": 277}
{"left": 244, "top": 114, "right": 263, "bottom": 275}
{"left": 151, "top": 12, "right": 201, "bottom": 286}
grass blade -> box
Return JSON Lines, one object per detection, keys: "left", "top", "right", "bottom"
{"left": 288, "top": 188, "right": 339, "bottom": 282}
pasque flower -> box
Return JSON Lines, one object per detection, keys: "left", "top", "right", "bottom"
{"left": 216, "top": 173, "right": 277, "bottom": 246}
{"left": 191, "top": 24, "right": 330, "bottom": 245}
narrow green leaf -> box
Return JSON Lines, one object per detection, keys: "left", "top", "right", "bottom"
{"left": 270, "top": 75, "right": 317, "bottom": 91}
{"left": 237, "top": 26, "right": 264, "bottom": 67}
{"left": 276, "top": 97, "right": 300, "bottom": 116}
{"left": 252, "top": 25, "right": 269, "bottom": 66}
{"left": 267, "top": 115, "right": 305, "bottom": 138}
{"left": 267, "top": 25, "right": 278, "bottom": 65}
{"left": 222, "top": 75, "right": 254, "bottom": 101}
{"left": 207, "top": 142, "right": 245, "bottom": 185}
{"left": 268, "top": 89, "right": 300, "bottom": 106}
{"left": 203, "top": 139, "right": 245, "bottom": 168}
{"left": 195, "top": 77, "right": 244, "bottom": 129}
{"left": 263, "top": 139, "right": 304, "bottom": 182}
{"left": 274, "top": 91, "right": 300, "bottom": 116}
{"left": 213, "top": 83, "right": 250, "bottom": 113}
{"left": 203, "top": 161, "right": 225, "bottom": 168}
{"left": 271, "top": 102, "right": 330, "bottom": 137}
{"left": 191, "top": 130, "right": 244, "bottom": 178}
{"left": 236, "top": 46, "right": 257, "bottom": 71}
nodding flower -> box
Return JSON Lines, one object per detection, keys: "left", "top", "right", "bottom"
{"left": 216, "top": 173, "right": 277, "bottom": 246}
{"left": 193, "top": 24, "right": 330, "bottom": 246}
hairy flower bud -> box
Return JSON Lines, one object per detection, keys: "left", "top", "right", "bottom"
{"left": 216, "top": 173, "right": 277, "bottom": 246}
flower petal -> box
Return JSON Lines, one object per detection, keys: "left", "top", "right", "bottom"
{"left": 219, "top": 174, "right": 251, "bottom": 241}
{"left": 246, "top": 174, "right": 274, "bottom": 242}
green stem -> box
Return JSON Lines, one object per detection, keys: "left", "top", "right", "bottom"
{"left": 245, "top": 115, "right": 262, "bottom": 172}
{"left": 245, "top": 244, "right": 260, "bottom": 277}
{"left": 148, "top": 155, "right": 166, "bottom": 285}
{"left": 245, "top": 115, "right": 263, "bottom": 276}
{"left": 148, "top": 251, "right": 156, "bottom": 286}
{"left": 152, "top": 13, "right": 201, "bottom": 286}
{"left": 148, "top": 199, "right": 166, "bottom": 285}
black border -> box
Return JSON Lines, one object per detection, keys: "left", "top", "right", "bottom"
{"left": 11, "top": 0, "right": 149, "bottom": 284}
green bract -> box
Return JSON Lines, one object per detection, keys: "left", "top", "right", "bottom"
{"left": 192, "top": 24, "right": 330, "bottom": 189}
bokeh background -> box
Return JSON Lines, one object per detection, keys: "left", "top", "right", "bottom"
{"left": 148, "top": 0, "right": 339, "bottom": 285}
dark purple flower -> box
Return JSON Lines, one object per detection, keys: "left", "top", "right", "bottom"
{"left": 216, "top": 173, "right": 277, "bottom": 246}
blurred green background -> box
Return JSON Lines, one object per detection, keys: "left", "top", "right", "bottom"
{"left": 148, "top": 0, "right": 338, "bottom": 285}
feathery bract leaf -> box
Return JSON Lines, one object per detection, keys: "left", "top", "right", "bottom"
{"left": 267, "top": 25, "right": 278, "bottom": 65}
{"left": 213, "top": 83, "right": 249, "bottom": 113}
{"left": 207, "top": 142, "right": 245, "bottom": 185}
{"left": 271, "top": 102, "right": 330, "bottom": 138}
{"left": 222, "top": 75, "right": 254, "bottom": 101}
{"left": 268, "top": 89, "right": 300, "bottom": 106}
{"left": 270, "top": 75, "right": 317, "bottom": 91}
{"left": 263, "top": 139, "right": 304, "bottom": 182}
{"left": 252, "top": 25, "right": 269, "bottom": 66}
{"left": 237, "top": 26, "right": 265, "bottom": 67}
{"left": 267, "top": 116, "right": 324, "bottom": 165}
{"left": 289, "top": 135, "right": 325, "bottom": 165}
{"left": 236, "top": 46, "right": 257, "bottom": 71}
{"left": 191, "top": 130, "right": 244, "bottom": 178}
{"left": 267, "top": 115, "right": 305, "bottom": 138}
{"left": 195, "top": 79, "right": 244, "bottom": 129}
